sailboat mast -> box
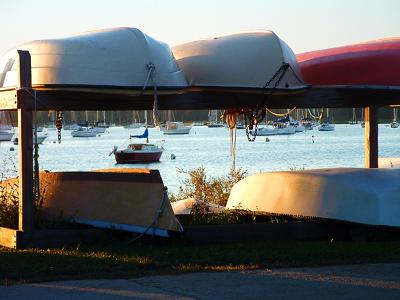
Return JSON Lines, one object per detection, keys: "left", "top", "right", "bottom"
{"left": 145, "top": 110, "right": 149, "bottom": 143}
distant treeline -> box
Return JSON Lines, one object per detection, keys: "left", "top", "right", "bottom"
{"left": 1, "top": 107, "right": 397, "bottom": 126}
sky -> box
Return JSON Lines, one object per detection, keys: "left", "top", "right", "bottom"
{"left": 0, "top": 0, "right": 399, "bottom": 56}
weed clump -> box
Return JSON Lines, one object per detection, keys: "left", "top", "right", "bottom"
{"left": 169, "top": 166, "right": 247, "bottom": 207}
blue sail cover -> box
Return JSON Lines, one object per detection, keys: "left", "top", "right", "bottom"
{"left": 130, "top": 128, "right": 149, "bottom": 139}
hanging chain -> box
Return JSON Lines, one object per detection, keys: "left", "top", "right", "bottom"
{"left": 244, "top": 109, "right": 266, "bottom": 142}
{"left": 33, "top": 90, "right": 40, "bottom": 205}
{"left": 55, "top": 110, "right": 63, "bottom": 143}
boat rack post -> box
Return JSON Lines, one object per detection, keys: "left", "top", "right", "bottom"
{"left": 364, "top": 106, "right": 378, "bottom": 168}
{"left": 17, "top": 50, "right": 34, "bottom": 232}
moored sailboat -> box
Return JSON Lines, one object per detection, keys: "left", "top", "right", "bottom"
{"left": 390, "top": 107, "right": 399, "bottom": 128}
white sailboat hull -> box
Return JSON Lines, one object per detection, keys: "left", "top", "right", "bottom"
{"left": 257, "top": 126, "right": 296, "bottom": 136}
{"left": 318, "top": 123, "right": 335, "bottom": 131}
{"left": 71, "top": 128, "right": 98, "bottom": 137}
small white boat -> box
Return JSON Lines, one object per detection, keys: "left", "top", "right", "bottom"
{"left": 0, "top": 121, "right": 15, "bottom": 141}
{"left": 257, "top": 123, "right": 296, "bottom": 136}
{"left": 12, "top": 133, "right": 48, "bottom": 145}
{"left": 172, "top": 198, "right": 225, "bottom": 215}
{"left": 318, "top": 122, "right": 335, "bottom": 131}
{"left": 112, "top": 129, "right": 163, "bottom": 164}
{"left": 94, "top": 126, "right": 107, "bottom": 134}
{"left": 207, "top": 122, "right": 225, "bottom": 128}
{"left": 162, "top": 122, "right": 191, "bottom": 135}
{"left": 390, "top": 108, "right": 399, "bottom": 128}
{"left": 63, "top": 123, "right": 81, "bottom": 131}
{"left": 71, "top": 127, "right": 98, "bottom": 137}
{"left": 290, "top": 121, "right": 305, "bottom": 132}
{"left": 301, "top": 118, "right": 314, "bottom": 130}
{"left": 191, "top": 122, "right": 204, "bottom": 126}
{"left": 0, "top": 130, "right": 14, "bottom": 141}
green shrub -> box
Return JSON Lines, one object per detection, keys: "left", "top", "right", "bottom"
{"left": 0, "top": 156, "right": 45, "bottom": 229}
{"left": 169, "top": 166, "right": 247, "bottom": 207}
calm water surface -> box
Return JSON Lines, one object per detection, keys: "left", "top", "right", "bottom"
{"left": 1, "top": 124, "right": 399, "bottom": 193}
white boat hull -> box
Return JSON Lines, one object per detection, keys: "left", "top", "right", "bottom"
{"left": 257, "top": 126, "right": 296, "bottom": 136}
{"left": 162, "top": 122, "right": 191, "bottom": 135}
{"left": 163, "top": 127, "right": 191, "bottom": 135}
{"left": 13, "top": 134, "right": 47, "bottom": 145}
{"left": 227, "top": 168, "right": 400, "bottom": 227}
{"left": 94, "top": 127, "right": 106, "bottom": 134}
{"left": 318, "top": 123, "right": 335, "bottom": 131}
{"left": 0, "top": 131, "right": 13, "bottom": 141}
{"left": 71, "top": 128, "right": 98, "bottom": 137}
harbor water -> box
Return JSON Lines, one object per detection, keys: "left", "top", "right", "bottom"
{"left": 1, "top": 124, "right": 399, "bottom": 193}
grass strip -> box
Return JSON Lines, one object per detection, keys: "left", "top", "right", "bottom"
{"left": 1, "top": 240, "right": 399, "bottom": 285}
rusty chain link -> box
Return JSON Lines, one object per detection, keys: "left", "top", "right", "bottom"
{"left": 55, "top": 110, "right": 63, "bottom": 143}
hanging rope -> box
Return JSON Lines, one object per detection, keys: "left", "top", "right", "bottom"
{"left": 265, "top": 107, "right": 297, "bottom": 117}
{"left": 223, "top": 110, "right": 239, "bottom": 171}
{"left": 307, "top": 108, "right": 325, "bottom": 120}
{"left": 140, "top": 63, "right": 159, "bottom": 127}
{"left": 127, "top": 186, "right": 177, "bottom": 243}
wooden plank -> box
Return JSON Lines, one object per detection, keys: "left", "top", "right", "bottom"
{"left": 0, "top": 227, "right": 22, "bottom": 249}
{"left": 0, "top": 89, "right": 17, "bottom": 110}
{"left": 364, "top": 106, "right": 379, "bottom": 168}
{"left": 17, "top": 50, "right": 34, "bottom": 232}
{"left": 27, "top": 86, "right": 400, "bottom": 110}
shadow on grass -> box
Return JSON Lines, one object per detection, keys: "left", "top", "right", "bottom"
{"left": 1, "top": 239, "right": 400, "bottom": 285}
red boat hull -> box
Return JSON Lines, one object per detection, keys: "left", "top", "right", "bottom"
{"left": 114, "top": 151, "right": 162, "bottom": 164}
{"left": 296, "top": 38, "right": 400, "bottom": 86}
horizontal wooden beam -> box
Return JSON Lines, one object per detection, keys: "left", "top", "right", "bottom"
{"left": 1, "top": 85, "right": 400, "bottom": 111}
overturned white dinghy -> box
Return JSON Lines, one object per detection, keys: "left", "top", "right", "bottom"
{"left": 226, "top": 168, "right": 400, "bottom": 227}
{"left": 0, "top": 27, "right": 188, "bottom": 88}
{"left": 172, "top": 198, "right": 225, "bottom": 215}
{"left": 172, "top": 30, "right": 308, "bottom": 91}
{"left": 1, "top": 169, "right": 184, "bottom": 237}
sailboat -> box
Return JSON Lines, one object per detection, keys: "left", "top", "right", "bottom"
{"left": 390, "top": 107, "right": 399, "bottom": 128}
{"left": 112, "top": 111, "right": 163, "bottom": 163}
{"left": 162, "top": 110, "right": 191, "bottom": 134}
{"left": 360, "top": 108, "right": 365, "bottom": 128}
{"left": 207, "top": 110, "right": 224, "bottom": 127}
{"left": 94, "top": 111, "right": 108, "bottom": 133}
{"left": 349, "top": 108, "right": 357, "bottom": 125}
{"left": 0, "top": 111, "right": 14, "bottom": 141}
{"left": 318, "top": 108, "right": 335, "bottom": 131}
{"left": 124, "top": 111, "right": 143, "bottom": 129}
{"left": 71, "top": 111, "right": 99, "bottom": 137}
